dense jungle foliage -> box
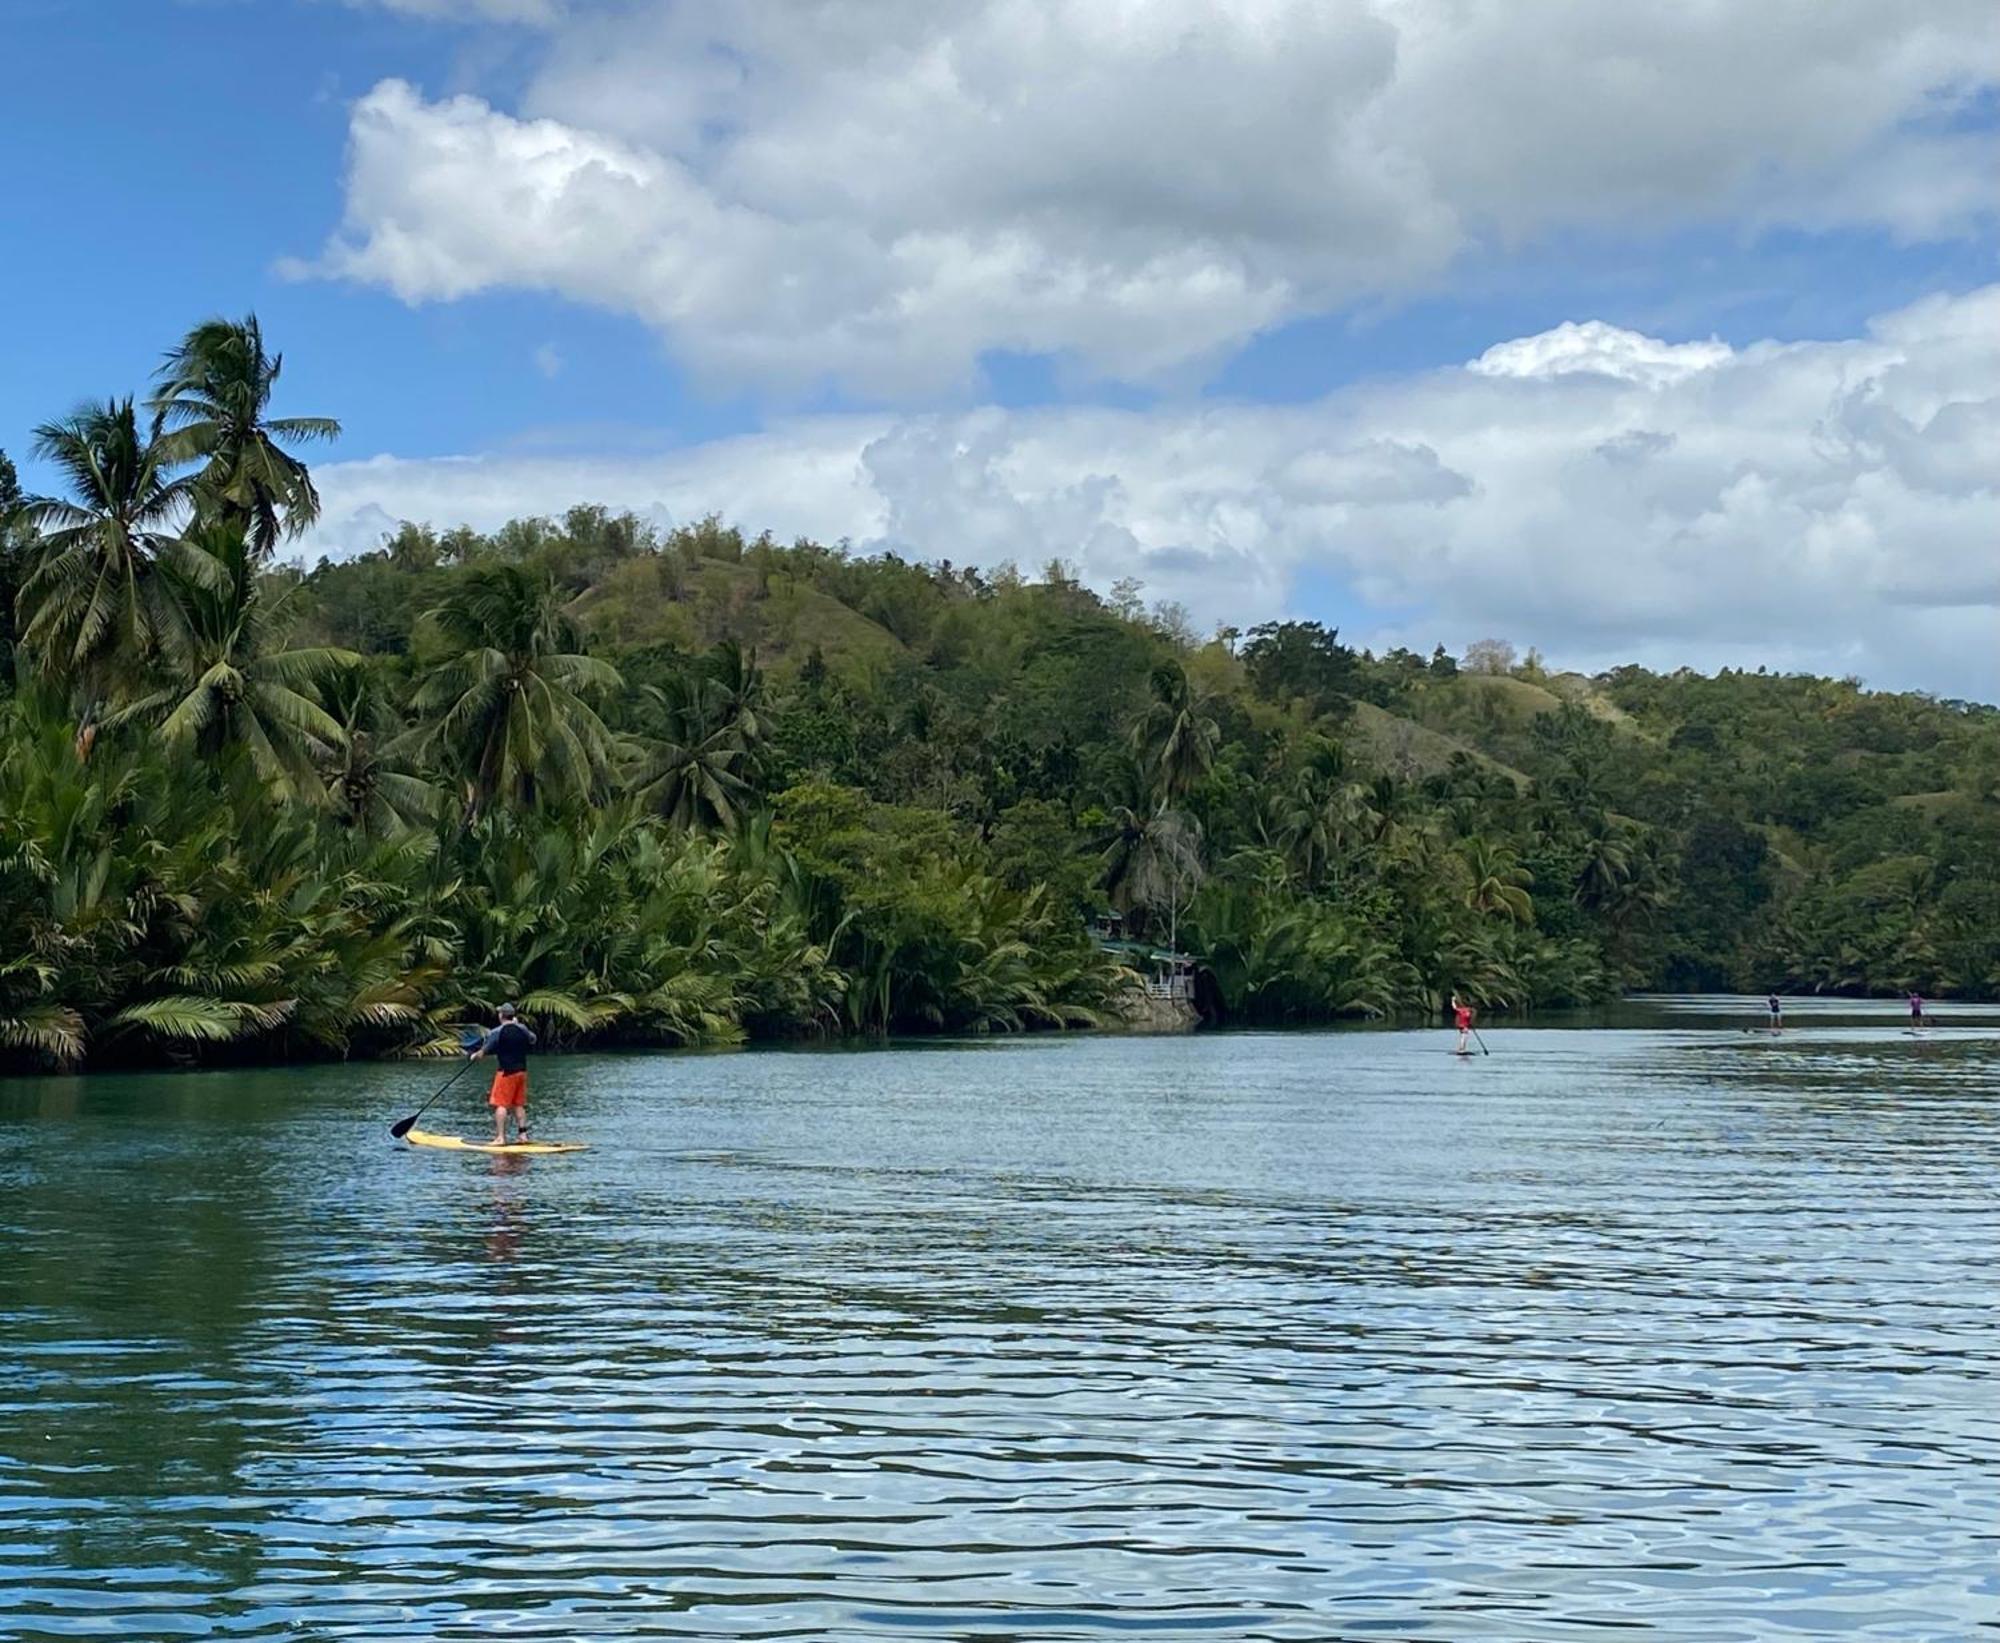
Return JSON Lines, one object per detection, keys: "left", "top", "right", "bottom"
{"left": 1, "top": 318, "right": 1995, "bottom": 1069}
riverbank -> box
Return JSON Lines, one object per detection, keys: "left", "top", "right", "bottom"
{"left": 13, "top": 989, "right": 1996, "bottom": 1079}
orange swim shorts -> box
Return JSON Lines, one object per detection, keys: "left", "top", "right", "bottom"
{"left": 488, "top": 1070, "right": 528, "bottom": 1109}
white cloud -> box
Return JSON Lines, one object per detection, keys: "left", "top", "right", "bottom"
{"left": 532, "top": 342, "right": 564, "bottom": 378}
{"left": 304, "top": 286, "right": 2000, "bottom": 699}
{"left": 1469, "top": 322, "right": 1733, "bottom": 387}
{"left": 303, "top": 0, "right": 1999, "bottom": 393}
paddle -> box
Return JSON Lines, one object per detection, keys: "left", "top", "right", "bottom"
{"left": 389, "top": 1028, "right": 486, "bottom": 1140}
{"left": 1471, "top": 1025, "right": 1491, "bottom": 1057}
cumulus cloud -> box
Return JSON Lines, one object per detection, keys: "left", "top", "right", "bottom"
{"left": 304, "top": 286, "right": 2000, "bottom": 699}
{"left": 1469, "top": 322, "right": 1734, "bottom": 387}
{"left": 301, "top": 0, "right": 1999, "bottom": 393}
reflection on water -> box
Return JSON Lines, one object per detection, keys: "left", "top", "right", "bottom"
{"left": 3, "top": 1017, "right": 1998, "bottom": 1639}
{"left": 483, "top": 1169, "right": 531, "bottom": 1263}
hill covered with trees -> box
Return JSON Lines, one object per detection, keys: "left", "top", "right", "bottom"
{"left": 1, "top": 317, "right": 1994, "bottom": 1069}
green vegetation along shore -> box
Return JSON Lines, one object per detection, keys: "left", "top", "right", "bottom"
{"left": 1, "top": 317, "right": 1995, "bottom": 1070}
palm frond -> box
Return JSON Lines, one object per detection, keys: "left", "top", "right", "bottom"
{"left": 0, "top": 1005, "right": 87, "bottom": 1067}
{"left": 108, "top": 996, "right": 251, "bottom": 1043}
{"left": 265, "top": 417, "right": 342, "bottom": 442}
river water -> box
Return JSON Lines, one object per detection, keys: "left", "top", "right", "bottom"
{"left": 3, "top": 1004, "right": 1997, "bottom": 1640}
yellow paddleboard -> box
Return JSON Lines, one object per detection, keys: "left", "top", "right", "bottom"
{"left": 404, "top": 1128, "right": 589, "bottom": 1156}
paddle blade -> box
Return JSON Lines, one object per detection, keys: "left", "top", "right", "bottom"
{"left": 389, "top": 1035, "right": 480, "bottom": 1140}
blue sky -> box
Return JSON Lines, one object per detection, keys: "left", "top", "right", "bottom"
{"left": 0, "top": 3, "right": 719, "bottom": 462}
{"left": 2, "top": 1, "right": 1995, "bottom": 692}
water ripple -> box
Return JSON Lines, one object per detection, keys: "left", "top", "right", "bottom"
{"left": 3, "top": 1026, "right": 1997, "bottom": 1638}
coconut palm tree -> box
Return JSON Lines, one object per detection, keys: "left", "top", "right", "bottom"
{"left": 633, "top": 641, "right": 770, "bottom": 831}
{"left": 1601, "top": 832, "right": 1672, "bottom": 935}
{"left": 1362, "top": 773, "right": 1405, "bottom": 846}
{"left": 411, "top": 562, "right": 623, "bottom": 819}
{"left": 1574, "top": 810, "right": 1636, "bottom": 909}
{"left": 1278, "top": 738, "right": 1364, "bottom": 887}
{"left": 637, "top": 695, "right": 753, "bottom": 831}
{"left": 104, "top": 521, "right": 357, "bottom": 798}
{"left": 320, "top": 670, "right": 444, "bottom": 835}
{"left": 1132, "top": 658, "right": 1218, "bottom": 804}
{"left": 701, "top": 638, "right": 766, "bottom": 747}
{"left": 148, "top": 314, "right": 341, "bottom": 559}
{"left": 1460, "top": 836, "right": 1535, "bottom": 924}
{"left": 17, "top": 399, "right": 207, "bottom": 709}
{"left": 1094, "top": 800, "right": 1204, "bottom": 949}
{"left": 0, "top": 448, "right": 33, "bottom": 674}
{"left": 1089, "top": 759, "right": 1162, "bottom": 909}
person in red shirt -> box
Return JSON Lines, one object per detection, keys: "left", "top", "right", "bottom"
{"left": 470, "top": 1002, "right": 537, "bottom": 1145}
{"left": 1451, "top": 993, "right": 1474, "bottom": 1054}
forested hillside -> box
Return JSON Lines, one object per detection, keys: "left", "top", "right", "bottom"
{"left": 293, "top": 510, "right": 2000, "bottom": 1004}
{"left": 2, "top": 319, "right": 1995, "bottom": 1069}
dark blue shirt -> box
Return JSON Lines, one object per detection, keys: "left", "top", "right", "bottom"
{"left": 485, "top": 1022, "right": 536, "bottom": 1073}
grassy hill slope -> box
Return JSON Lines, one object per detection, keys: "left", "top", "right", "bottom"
{"left": 576, "top": 558, "right": 909, "bottom": 677}
{"left": 1346, "top": 701, "right": 1530, "bottom": 787}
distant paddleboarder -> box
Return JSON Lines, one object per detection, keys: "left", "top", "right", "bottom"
{"left": 1908, "top": 991, "right": 1926, "bottom": 1029}
{"left": 1452, "top": 993, "right": 1475, "bottom": 1055}
{"left": 471, "top": 1003, "right": 537, "bottom": 1145}
{"left": 1766, "top": 993, "right": 1783, "bottom": 1032}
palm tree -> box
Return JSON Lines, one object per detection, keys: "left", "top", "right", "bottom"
{"left": 633, "top": 640, "right": 770, "bottom": 831}
{"left": 1278, "top": 739, "right": 1364, "bottom": 887}
{"left": 1362, "top": 774, "right": 1405, "bottom": 845}
{"left": 1603, "top": 832, "right": 1672, "bottom": 935}
{"left": 0, "top": 448, "right": 32, "bottom": 675}
{"left": 702, "top": 639, "right": 766, "bottom": 746}
{"left": 1460, "top": 837, "right": 1535, "bottom": 924}
{"left": 149, "top": 314, "right": 341, "bottom": 558}
{"left": 411, "top": 562, "right": 623, "bottom": 819}
{"left": 320, "top": 670, "right": 443, "bottom": 835}
{"left": 104, "top": 521, "right": 357, "bottom": 797}
{"left": 17, "top": 399, "right": 206, "bottom": 709}
{"left": 1132, "top": 659, "right": 1218, "bottom": 805}
{"left": 635, "top": 668, "right": 758, "bottom": 831}
{"left": 1093, "top": 799, "right": 1204, "bottom": 949}
{"left": 1574, "top": 810, "right": 1636, "bottom": 909}
{"left": 1089, "top": 758, "right": 1159, "bottom": 912}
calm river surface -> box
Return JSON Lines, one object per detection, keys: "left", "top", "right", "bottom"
{"left": 3, "top": 1004, "right": 1998, "bottom": 1640}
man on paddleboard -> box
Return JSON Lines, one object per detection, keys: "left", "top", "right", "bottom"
{"left": 1451, "top": 993, "right": 1474, "bottom": 1055}
{"left": 1766, "top": 993, "right": 1783, "bottom": 1031}
{"left": 471, "top": 1003, "right": 537, "bottom": 1145}
{"left": 1908, "top": 991, "right": 1926, "bottom": 1028}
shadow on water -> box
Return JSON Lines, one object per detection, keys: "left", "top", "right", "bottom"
{"left": 2, "top": 1025, "right": 1997, "bottom": 1639}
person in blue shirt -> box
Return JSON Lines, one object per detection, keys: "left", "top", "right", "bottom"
{"left": 470, "top": 1003, "right": 537, "bottom": 1144}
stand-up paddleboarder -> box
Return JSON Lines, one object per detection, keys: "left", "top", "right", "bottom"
{"left": 471, "top": 1003, "right": 537, "bottom": 1145}
{"left": 1452, "top": 993, "right": 1475, "bottom": 1055}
